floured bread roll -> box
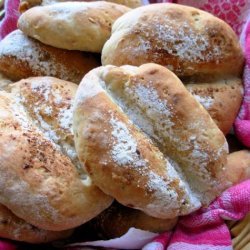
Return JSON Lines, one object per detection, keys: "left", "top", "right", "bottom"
{"left": 73, "top": 63, "right": 229, "bottom": 219}
{"left": 19, "top": 0, "right": 141, "bottom": 12}
{"left": 0, "top": 77, "right": 113, "bottom": 231}
{"left": 0, "top": 30, "right": 100, "bottom": 83}
{"left": 187, "top": 78, "right": 243, "bottom": 135}
{"left": 102, "top": 3, "right": 244, "bottom": 80}
{"left": 89, "top": 201, "right": 178, "bottom": 239}
{"left": 0, "top": 204, "right": 73, "bottom": 243}
{"left": 18, "top": 2, "right": 130, "bottom": 52}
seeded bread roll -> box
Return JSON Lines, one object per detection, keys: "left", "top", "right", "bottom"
{"left": 0, "top": 30, "right": 100, "bottom": 83}
{"left": 89, "top": 201, "right": 178, "bottom": 239}
{"left": 18, "top": 2, "right": 130, "bottom": 52}
{"left": 102, "top": 3, "right": 244, "bottom": 81}
{"left": 0, "top": 77, "right": 113, "bottom": 231}
{"left": 19, "top": 0, "right": 141, "bottom": 12}
{"left": 0, "top": 204, "right": 73, "bottom": 243}
{"left": 73, "top": 64, "right": 229, "bottom": 219}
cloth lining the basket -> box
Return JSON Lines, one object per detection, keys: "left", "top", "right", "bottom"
{"left": 0, "top": 0, "right": 250, "bottom": 250}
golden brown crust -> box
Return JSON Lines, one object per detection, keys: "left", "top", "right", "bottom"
{"left": 0, "top": 77, "right": 113, "bottom": 231}
{"left": 0, "top": 30, "right": 100, "bottom": 83}
{"left": 225, "top": 150, "right": 250, "bottom": 185}
{"left": 89, "top": 202, "right": 177, "bottom": 239}
{"left": 19, "top": 0, "right": 140, "bottom": 12}
{"left": 102, "top": 3, "right": 244, "bottom": 80}
{"left": 0, "top": 203, "right": 73, "bottom": 243}
{"left": 73, "top": 64, "right": 229, "bottom": 219}
{"left": 186, "top": 78, "right": 243, "bottom": 135}
{"left": 18, "top": 2, "right": 130, "bottom": 52}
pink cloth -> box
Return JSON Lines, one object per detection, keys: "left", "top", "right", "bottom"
{"left": 0, "top": 0, "right": 250, "bottom": 250}
{"left": 0, "top": 0, "right": 19, "bottom": 40}
{"left": 143, "top": 180, "right": 250, "bottom": 250}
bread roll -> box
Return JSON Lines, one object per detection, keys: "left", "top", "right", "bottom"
{"left": 73, "top": 64, "right": 229, "bottom": 219}
{"left": 18, "top": 2, "right": 130, "bottom": 52}
{"left": 0, "top": 77, "right": 113, "bottom": 231}
{"left": 187, "top": 78, "right": 243, "bottom": 135}
{"left": 0, "top": 30, "right": 100, "bottom": 83}
{"left": 19, "top": 0, "right": 141, "bottom": 12}
{"left": 0, "top": 204, "right": 73, "bottom": 243}
{"left": 89, "top": 201, "right": 178, "bottom": 239}
{"left": 102, "top": 3, "right": 244, "bottom": 81}
{"left": 225, "top": 150, "right": 250, "bottom": 185}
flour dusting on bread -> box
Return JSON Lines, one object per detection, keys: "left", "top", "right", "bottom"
{"left": 110, "top": 115, "right": 138, "bottom": 165}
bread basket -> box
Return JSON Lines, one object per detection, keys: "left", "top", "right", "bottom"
{"left": 0, "top": 0, "right": 249, "bottom": 249}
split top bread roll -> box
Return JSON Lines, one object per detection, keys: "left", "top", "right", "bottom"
{"left": 102, "top": 3, "right": 244, "bottom": 81}
{"left": 0, "top": 204, "right": 73, "bottom": 243}
{"left": 73, "top": 63, "right": 229, "bottom": 219}
{"left": 0, "top": 30, "right": 100, "bottom": 83}
{"left": 18, "top": 1, "right": 130, "bottom": 52}
{"left": 19, "top": 0, "right": 141, "bottom": 12}
{"left": 0, "top": 77, "right": 113, "bottom": 231}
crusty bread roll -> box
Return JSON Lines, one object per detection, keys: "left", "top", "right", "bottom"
{"left": 19, "top": 0, "right": 141, "bottom": 12}
{"left": 0, "top": 203, "right": 73, "bottom": 243}
{"left": 187, "top": 78, "right": 243, "bottom": 135}
{"left": 73, "top": 63, "right": 229, "bottom": 219}
{"left": 18, "top": 2, "right": 130, "bottom": 52}
{"left": 0, "top": 77, "right": 113, "bottom": 231}
{"left": 102, "top": 3, "right": 244, "bottom": 81}
{"left": 89, "top": 201, "right": 178, "bottom": 239}
{"left": 0, "top": 30, "right": 100, "bottom": 83}
{"left": 225, "top": 150, "right": 250, "bottom": 185}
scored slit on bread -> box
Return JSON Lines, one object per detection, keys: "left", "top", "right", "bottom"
{"left": 0, "top": 77, "right": 113, "bottom": 231}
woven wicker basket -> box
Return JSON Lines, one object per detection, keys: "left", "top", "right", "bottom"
{"left": 228, "top": 213, "right": 250, "bottom": 250}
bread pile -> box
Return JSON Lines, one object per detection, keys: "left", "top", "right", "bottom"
{"left": 0, "top": 1, "right": 248, "bottom": 244}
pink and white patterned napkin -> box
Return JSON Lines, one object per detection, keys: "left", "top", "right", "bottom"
{"left": 0, "top": 1, "right": 250, "bottom": 250}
